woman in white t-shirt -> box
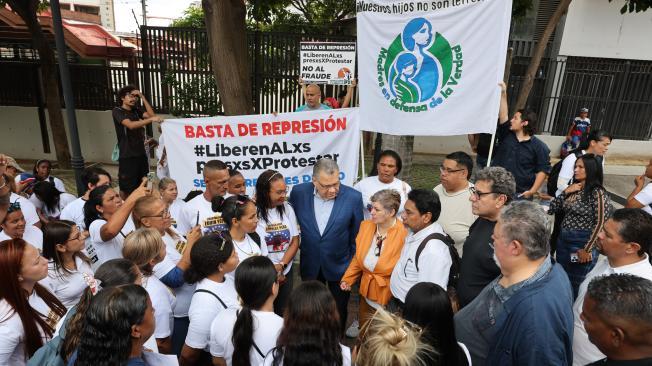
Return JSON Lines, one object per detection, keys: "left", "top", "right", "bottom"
{"left": 181, "top": 234, "right": 240, "bottom": 365}
{"left": 83, "top": 181, "right": 149, "bottom": 270}
{"left": 15, "top": 159, "right": 66, "bottom": 197}
{"left": 158, "top": 177, "right": 187, "bottom": 230}
{"left": 402, "top": 282, "right": 472, "bottom": 366}
{"left": 122, "top": 228, "right": 176, "bottom": 354}
{"left": 40, "top": 220, "right": 93, "bottom": 308}
{"left": 215, "top": 195, "right": 268, "bottom": 278}
{"left": 0, "top": 238, "right": 67, "bottom": 366}
{"left": 210, "top": 256, "right": 283, "bottom": 366}
{"left": 353, "top": 150, "right": 411, "bottom": 220}
{"left": 264, "top": 281, "right": 352, "bottom": 366}
{"left": 0, "top": 201, "right": 43, "bottom": 250}
{"left": 29, "top": 181, "right": 77, "bottom": 224}
{"left": 254, "top": 170, "right": 300, "bottom": 316}
{"left": 133, "top": 195, "right": 201, "bottom": 355}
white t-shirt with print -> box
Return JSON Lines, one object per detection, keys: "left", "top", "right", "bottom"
{"left": 0, "top": 225, "right": 43, "bottom": 251}
{"left": 143, "top": 275, "right": 176, "bottom": 339}
{"left": 262, "top": 344, "right": 352, "bottom": 366}
{"left": 634, "top": 182, "right": 652, "bottom": 215}
{"left": 28, "top": 192, "right": 77, "bottom": 219}
{"left": 85, "top": 218, "right": 135, "bottom": 271}
{"left": 228, "top": 234, "right": 268, "bottom": 280}
{"left": 177, "top": 194, "right": 227, "bottom": 236}
{"left": 354, "top": 176, "right": 411, "bottom": 220}
{"left": 169, "top": 198, "right": 187, "bottom": 232}
{"left": 0, "top": 292, "right": 60, "bottom": 366}
{"left": 9, "top": 193, "right": 40, "bottom": 227}
{"left": 152, "top": 229, "right": 195, "bottom": 318}
{"left": 256, "top": 203, "right": 299, "bottom": 276}
{"left": 39, "top": 256, "right": 94, "bottom": 309}
{"left": 185, "top": 276, "right": 239, "bottom": 351}
{"left": 209, "top": 308, "right": 283, "bottom": 365}
{"left": 59, "top": 197, "right": 87, "bottom": 230}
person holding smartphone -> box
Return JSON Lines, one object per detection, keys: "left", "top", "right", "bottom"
{"left": 548, "top": 154, "right": 613, "bottom": 299}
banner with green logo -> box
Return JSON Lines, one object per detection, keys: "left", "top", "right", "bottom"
{"left": 357, "top": 0, "right": 511, "bottom": 135}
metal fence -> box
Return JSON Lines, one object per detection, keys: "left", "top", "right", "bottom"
{"left": 508, "top": 56, "right": 652, "bottom": 140}
{"left": 2, "top": 26, "right": 652, "bottom": 140}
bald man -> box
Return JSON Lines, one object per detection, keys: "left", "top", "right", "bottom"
{"left": 296, "top": 84, "right": 332, "bottom": 112}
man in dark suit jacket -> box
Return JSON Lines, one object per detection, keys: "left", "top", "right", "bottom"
{"left": 289, "top": 158, "right": 364, "bottom": 331}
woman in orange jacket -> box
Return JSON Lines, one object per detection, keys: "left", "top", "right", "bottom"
{"left": 340, "top": 189, "right": 408, "bottom": 327}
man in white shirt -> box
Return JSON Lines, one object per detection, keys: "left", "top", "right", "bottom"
{"left": 60, "top": 167, "right": 112, "bottom": 230}
{"left": 433, "top": 151, "right": 476, "bottom": 255}
{"left": 625, "top": 158, "right": 652, "bottom": 215}
{"left": 555, "top": 129, "right": 612, "bottom": 196}
{"left": 572, "top": 208, "right": 652, "bottom": 365}
{"left": 177, "top": 160, "right": 230, "bottom": 235}
{"left": 389, "top": 189, "right": 451, "bottom": 309}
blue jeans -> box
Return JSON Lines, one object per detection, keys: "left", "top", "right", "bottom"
{"left": 556, "top": 229, "right": 599, "bottom": 299}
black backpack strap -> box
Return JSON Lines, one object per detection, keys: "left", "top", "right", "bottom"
{"left": 415, "top": 233, "right": 455, "bottom": 271}
{"left": 194, "top": 289, "right": 227, "bottom": 309}
{"left": 248, "top": 232, "right": 262, "bottom": 247}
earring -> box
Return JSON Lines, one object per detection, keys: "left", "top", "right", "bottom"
{"left": 18, "top": 275, "right": 24, "bottom": 282}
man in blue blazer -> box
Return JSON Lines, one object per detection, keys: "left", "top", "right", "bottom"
{"left": 289, "top": 158, "right": 364, "bottom": 331}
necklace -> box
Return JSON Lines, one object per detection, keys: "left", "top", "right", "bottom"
{"left": 234, "top": 236, "right": 257, "bottom": 256}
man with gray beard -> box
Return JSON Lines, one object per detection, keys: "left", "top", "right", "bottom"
{"left": 454, "top": 201, "right": 574, "bottom": 366}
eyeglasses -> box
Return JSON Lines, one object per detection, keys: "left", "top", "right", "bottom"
{"left": 273, "top": 187, "right": 290, "bottom": 196}
{"left": 142, "top": 208, "right": 170, "bottom": 219}
{"left": 469, "top": 186, "right": 499, "bottom": 198}
{"left": 374, "top": 233, "right": 386, "bottom": 256}
{"left": 129, "top": 93, "right": 140, "bottom": 98}
{"left": 439, "top": 165, "right": 465, "bottom": 174}
{"left": 68, "top": 231, "right": 89, "bottom": 242}
{"left": 314, "top": 179, "right": 339, "bottom": 191}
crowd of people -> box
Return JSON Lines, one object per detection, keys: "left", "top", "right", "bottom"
{"left": 1, "top": 81, "right": 652, "bottom": 366}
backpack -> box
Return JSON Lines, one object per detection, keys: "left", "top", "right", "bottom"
{"left": 415, "top": 233, "right": 460, "bottom": 288}
{"left": 547, "top": 150, "right": 583, "bottom": 195}
{"left": 27, "top": 306, "right": 76, "bottom": 366}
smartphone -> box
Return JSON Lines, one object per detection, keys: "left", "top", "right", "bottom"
{"left": 19, "top": 177, "right": 36, "bottom": 185}
{"left": 570, "top": 253, "right": 579, "bottom": 263}
{"left": 146, "top": 172, "right": 156, "bottom": 191}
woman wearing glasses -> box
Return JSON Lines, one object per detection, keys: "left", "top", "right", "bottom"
{"left": 132, "top": 195, "right": 201, "bottom": 355}
{"left": 340, "top": 189, "right": 407, "bottom": 328}
{"left": 354, "top": 150, "right": 411, "bottom": 220}
{"left": 0, "top": 201, "right": 43, "bottom": 250}
{"left": 214, "top": 195, "right": 268, "bottom": 279}
{"left": 254, "top": 170, "right": 299, "bottom": 315}
{"left": 40, "top": 220, "right": 93, "bottom": 309}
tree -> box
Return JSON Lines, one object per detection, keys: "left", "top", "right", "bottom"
{"left": 3, "top": 0, "right": 72, "bottom": 168}
{"left": 514, "top": 0, "right": 652, "bottom": 111}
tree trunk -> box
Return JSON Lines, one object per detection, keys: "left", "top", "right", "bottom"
{"left": 380, "top": 134, "right": 414, "bottom": 183}
{"left": 9, "top": 0, "right": 72, "bottom": 168}
{"left": 513, "top": 0, "right": 573, "bottom": 111}
{"left": 202, "top": 0, "right": 253, "bottom": 116}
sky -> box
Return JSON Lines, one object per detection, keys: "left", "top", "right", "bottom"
{"left": 113, "top": 0, "right": 196, "bottom": 33}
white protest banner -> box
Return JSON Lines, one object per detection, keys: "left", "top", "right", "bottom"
{"left": 300, "top": 42, "right": 356, "bottom": 84}
{"left": 162, "top": 108, "right": 360, "bottom": 198}
{"left": 357, "top": 0, "right": 512, "bottom": 135}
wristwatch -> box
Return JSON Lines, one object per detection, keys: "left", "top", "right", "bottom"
{"left": 279, "top": 261, "right": 287, "bottom": 270}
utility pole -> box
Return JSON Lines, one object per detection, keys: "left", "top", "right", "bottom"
{"left": 141, "top": 0, "right": 147, "bottom": 26}
{"left": 50, "top": 0, "right": 86, "bottom": 195}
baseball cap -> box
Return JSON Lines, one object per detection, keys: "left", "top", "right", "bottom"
{"left": 580, "top": 107, "right": 589, "bottom": 113}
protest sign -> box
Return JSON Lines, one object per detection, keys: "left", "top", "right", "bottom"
{"left": 162, "top": 108, "right": 360, "bottom": 197}
{"left": 357, "top": 0, "right": 512, "bottom": 135}
{"left": 300, "top": 42, "right": 356, "bottom": 84}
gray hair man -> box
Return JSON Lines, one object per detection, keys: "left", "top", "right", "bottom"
{"left": 573, "top": 209, "right": 652, "bottom": 365}
{"left": 581, "top": 273, "right": 652, "bottom": 365}
{"left": 289, "top": 158, "right": 364, "bottom": 331}
{"left": 455, "top": 201, "right": 574, "bottom": 366}
{"left": 456, "top": 167, "right": 515, "bottom": 307}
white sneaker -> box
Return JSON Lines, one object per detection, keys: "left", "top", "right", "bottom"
{"left": 345, "top": 319, "right": 360, "bottom": 338}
